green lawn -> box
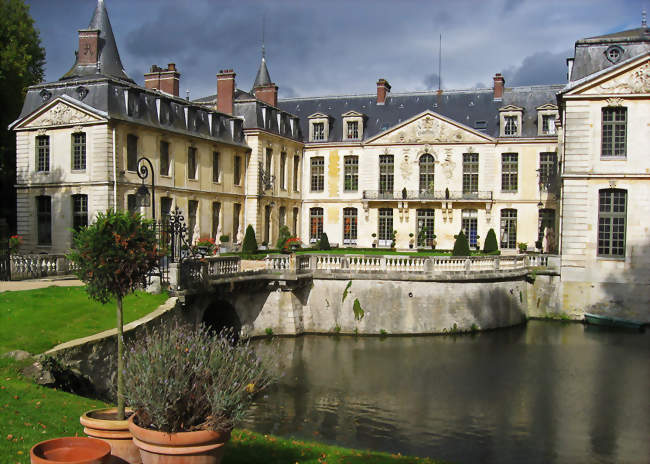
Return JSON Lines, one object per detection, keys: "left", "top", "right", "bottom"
{"left": 0, "top": 286, "right": 168, "bottom": 354}
{"left": 0, "top": 286, "right": 444, "bottom": 463}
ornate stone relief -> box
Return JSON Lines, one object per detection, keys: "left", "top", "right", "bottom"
{"left": 39, "top": 89, "right": 52, "bottom": 102}
{"left": 400, "top": 155, "right": 413, "bottom": 181}
{"left": 440, "top": 150, "right": 455, "bottom": 180}
{"left": 598, "top": 62, "right": 650, "bottom": 94}
{"left": 605, "top": 97, "right": 625, "bottom": 107}
{"left": 388, "top": 115, "right": 479, "bottom": 144}
{"left": 26, "top": 103, "right": 97, "bottom": 127}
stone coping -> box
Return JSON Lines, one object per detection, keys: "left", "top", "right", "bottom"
{"left": 44, "top": 297, "right": 178, "bottom": 355}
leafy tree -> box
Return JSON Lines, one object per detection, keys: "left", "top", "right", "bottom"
{"left": 318, "top": 232, "right": 331, "bottom": 251}
{"left": 276, "top": 225, "right": 291, "bottom": 250}
{"left": 241, "top": 225, "right": 258, "bottom": 256}
{"left": 452, "top": 231, "right": 470, "bottom": 256}
{"left": 67, "top": 210, "right": 160, "bottom": 420}
{"left": 483, "top": 228, "right": 499, "bottom": 253}
{"left": 0, "top": 0, "right": 45, "bottom": 232}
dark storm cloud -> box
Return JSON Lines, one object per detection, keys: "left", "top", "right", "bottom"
{"left": 500, "top": 50, "right": 571, "bottom": 86}
{"left": 423, "top": 73, "right": 442, "bottom": 90}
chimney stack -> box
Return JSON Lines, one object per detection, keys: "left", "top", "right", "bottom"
{"left": 144, "top": 63, "right": 181, "bottom": 97}
{"left": 253, "top": 83, "right": 278, "bottom": 107}
{"left": 493, "top": 73, "right": 505, "bottom": 100}
{"left": 376, "top": 79, "right": 391, "bottom": 105}
{"left": 217, "top": 69, "right": 236, "bottom": 115}
{"left": 77, "top": 29, "right": 100, "bottom": 66}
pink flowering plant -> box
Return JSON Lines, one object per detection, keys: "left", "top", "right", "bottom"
{"left": 282, "top": 237, "right": 302, "bottom": 253}
{"left": 8, "top": 235, "right": 23, "bottom": 254}
{"left": 193, "top": 237, "right": 217, "bottom": 255}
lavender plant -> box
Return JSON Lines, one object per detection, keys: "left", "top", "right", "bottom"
{"left": 122, "top": 324, "right": 276, "bottom": 433}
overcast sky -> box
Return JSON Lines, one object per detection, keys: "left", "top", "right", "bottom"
{"left": 25, "top": 0, "right": 648, "bottom": 99}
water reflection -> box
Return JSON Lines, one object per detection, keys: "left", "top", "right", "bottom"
{"left": 245, "top": 322, "right": 650, "bottom": 464}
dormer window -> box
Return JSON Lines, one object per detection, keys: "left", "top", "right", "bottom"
{"left": 499, "top": 105, "right": 524, "bottom": 137}
{"left": 308, "top": 112, "right": 330, "bottom": 142}
{"left": 342, "top": 111, "right": 365, "bottom": 141}
{"left": 536, "top": 103, "right": 559, "bottom": 136}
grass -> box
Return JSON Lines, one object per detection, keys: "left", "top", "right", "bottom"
{"left": 0, "top": 286, "right": 444, "bottom": 463}
{"left": 0, "top": 286, "right": 168, "bottom": 354}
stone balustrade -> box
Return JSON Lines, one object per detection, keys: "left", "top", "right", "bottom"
{"left": 9, "top": 254, "right": 78, "bottom": 280}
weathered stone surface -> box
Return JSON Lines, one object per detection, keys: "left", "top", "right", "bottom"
{"left": 22, "top": 361, "right": 55, "bottom": 385}
{"left": 2, "top": 349, "right": 32, "bottom": 361}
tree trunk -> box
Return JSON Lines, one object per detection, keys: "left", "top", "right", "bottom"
{"left": 116, "top": 294, "right": 125, "bottom": 420}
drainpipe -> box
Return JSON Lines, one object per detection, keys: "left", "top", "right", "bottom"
{"left": 112, "top": 127, "right": 117, "bottom": 209}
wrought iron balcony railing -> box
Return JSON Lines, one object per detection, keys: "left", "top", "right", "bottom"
{"left": 362, "top": 190, "right": 493, "bottom": 201}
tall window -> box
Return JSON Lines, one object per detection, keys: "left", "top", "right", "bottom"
{"left": 127, "top": 134, "right": 138, "bottom": 171}
{"left": 311, "top": 157, "right": 324, "bottom": 192}
{"left": 313, "top": 122, "right": 325, "bottom": 141}
{"left": 500, "top": 209, "right": 517, "bottom": 249}
{"left": 601, "top": 107, "right": 626, "bottom": 157}
{"left": 279, "top": 206, "right": 286, "bottom": 228}
{"left": 416, "top": 209, "right": 435, "bottom": 247}
{"left": 161, "top": 197, "right": 172, "bottom": 223}
{"left": 36, "top": 135, "right": 49, "bottom": 172}
{"left": 233, "top": 203, "right": 241, "bottom": 241}
{"left": 310, "top": 207, "right": 323, "bottom": 242}
{"left": 212, "top": 202, "right": 221, "bottom": 239}
{"left": 347, "top": 121, "right": 359, "bottom": 139}
{"left": 378, "top": 208, "right": 393, "bottom": 246}
{"left": 504, "top": 116, "right": 518, "bottom": 136}
{"left": 264, "top": 205, "right": 271, "bottom": 244}
{"left": 72, "top": 133, "right": 86, "bottom": 170}
{"left": 212, "top": 151, "right": 220, "bottom": 182}
{"left": 462, "top": 209, "right": 478, "bottom": 247}
{"left": 292, "top": 207, "right": 299, "bottom": 235}
{"left": 265, "top": 148, "right": 273, "bottom": 178}
{"left": 598, "top": 189, "right": 626, "bottom": 257}
{"left": 280, "top": 152, "right": 287, "bottom": 190}
{"left": 293, "top": 155, "right": 300, "bottom": 191}
{"left": 344, "top": 156, "right": 358, "bottom": 191}
{"left": 36, "top": 195, "right": 51, "bottom": 245}
{"left": 539, "top": 152, "right": 557, "bottom": 191}
{"left": 419, "top": 154, "right": 435, "bottom": 193}
{"left": 463, "top": 153, "right": 479, "bottom": 196}
{"left": 160, "top": 141, "right": 170, "bottom": 176}
{"left": 233, "top": 155, "right": 241, "bottom": 185}
{"left": 343, "top": 208, "right": 358, "bottom": 244}
{"left": 542, "top": 115, "right": 556, "bottom": 135}
{"left": 501, "top": 153, "right": 518, "bottom": 192}
{"left": 72, "top": 194, "right": 88, "bottom": 231}
{"left": 379, "top": 155, "right": 394, "bottom": 195}
{"left": 188, "top": 200, "right": 198, "bottom": 240}
{"left": 188, "top": 147, "right": 197, "bottom": 180}
{"left": 538, "top": 208, "right": 555, "bottom": 246}
{"left": 127, "top": 194, "right": 138, "bottom": 213}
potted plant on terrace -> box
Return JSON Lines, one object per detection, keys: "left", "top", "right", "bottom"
{"left": 371, "top": 233, "right": 377, "bottom": 248}
{"left": 219, "top": 234, "right": 230, "bottom": 253}
{"left": 193, "top": 237, "right": 217, "bottom": 256}
{"left": 68, "top": 209, "right": 160, "bottom": 463}
{"left": 8, "top": 234, "right": 22, "bottom": 254}
{"left": 124, "top": 325, "right": 276, "bottom": 463}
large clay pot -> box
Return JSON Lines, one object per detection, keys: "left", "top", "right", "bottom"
{"left": 30, "top": 436, "right": 111, "bottom": 464}
{"left": 128, "top": 416, "right": 230, "bottom": 464}
{"left": 80, "top": 408, "right": 141, "bottom": 464}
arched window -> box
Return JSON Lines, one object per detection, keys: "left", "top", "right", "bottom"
{"left": 419, "top": 154, "right": 435, "bottom": 193}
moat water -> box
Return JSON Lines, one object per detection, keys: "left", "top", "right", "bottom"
{"left": 244, "top": 321, "right": 650, "bottom": 464}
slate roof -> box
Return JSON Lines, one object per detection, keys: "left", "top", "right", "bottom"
{"left": 252, "top": 56, "right": 273, "bottom": 90}
{"left": 60, "top": 0, "right": 133, "bottom": 83}
{"left": 277, "top": 85, "right": 563, "bottom": 143}
{"left": 570, "top": 26, "right": 650, "bottom": 81}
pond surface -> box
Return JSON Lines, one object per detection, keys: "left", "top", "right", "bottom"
{"left": 244, "top": 321, "right": 650, "bottom": 464}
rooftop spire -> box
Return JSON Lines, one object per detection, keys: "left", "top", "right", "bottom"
{"left": 60, "top": 0, "right": 133, "bottom": 82}
{"left": 643, "top": 8, "right": 647, "bottom": 28}
{"left": 252, "top": 14, "right": 272, "bottom": 90}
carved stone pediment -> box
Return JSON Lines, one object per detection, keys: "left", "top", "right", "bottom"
{"left": 584, "top": 61, "right": 650, "bottom": 95}
{"left": 369, "top": 113, "right": 488, "bottom": 145}
{"left": 25, "top": 101, "right": 102, "bottom": 128}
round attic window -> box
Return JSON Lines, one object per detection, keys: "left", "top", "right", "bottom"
{"left": 605, "top": 45, "right": 623, "bottom": 63}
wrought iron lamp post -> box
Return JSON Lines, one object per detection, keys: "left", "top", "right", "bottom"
{"left": 136, "top": 157, "right": 156, "bottom": 221}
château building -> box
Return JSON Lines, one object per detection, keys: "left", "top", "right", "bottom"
{"left": 10, "top": 1, "right": 650, "bottom": 319}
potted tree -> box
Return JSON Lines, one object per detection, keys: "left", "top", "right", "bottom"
{"left": 219, "top": 235, "right": 230, "bottom": 253}
{"left": 124, "top": 325, "right": 276, "bottom": 463}
{"left": 68, "top": 209, "right": 160, "bottom": 463}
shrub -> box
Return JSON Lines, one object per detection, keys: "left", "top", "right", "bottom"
{"left": 319, "top": 232, "right": 331, "bottom": 250}
{"left": 282, "top": 237, "right": 302, "bottom": 253}
{"left": 452, "top": 231, "right": 471, "bottom": 256}
{"left": 219, "top": 234, "right": 230, "bottom": 243}
{"left": 518, "top": 242, "right": 528, "bottom": 253}
{"left": 483, "top": 228, "right": 498, "bottom": 253}
{"left": 67, "top": 209, "right": 160, "bottom": 420}
{"left": 123, "top": 325, "right": 276, "bottom": 433}
{"left": 276, "top": 225, "right": 292, "bottom": 250}
{"left": 241, "top": 225, "right": 258, "bottom": 255}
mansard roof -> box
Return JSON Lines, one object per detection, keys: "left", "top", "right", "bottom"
{"left": 60, "top": 0, "right": 133, "bottom": 83}
{"left": 278, "top": 84, "right": 562, "bottom": 142}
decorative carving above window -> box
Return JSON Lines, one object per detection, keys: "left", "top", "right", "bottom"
{"left": 605, "top": 45, "right": 624, "bottom": 64}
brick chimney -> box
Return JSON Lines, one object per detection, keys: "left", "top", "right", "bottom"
{"left": 77, "top": 29, "right": 100, "bottom": 65}
{"left": 377, "top": 79, "right": 391, "bottom": 105}
{"left": 217, "top": 69, "right": 236, "bottom": 115}
{"left": 493, "top": 73, "right": 505, "bottom": 100}
{"left": 253, "top": 84, "right": 278, "bottom": 107}
{"left": 144, "top": 63, "right": 181, "bottom": 97}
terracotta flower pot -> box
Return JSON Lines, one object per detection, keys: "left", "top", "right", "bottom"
{"left": 80, "top": 408, "right": 141, "bottom": 464}
{"left": 30, "top": 436, "right": 111, "bottom": 464}
{"left": 128, "top": 416, "right": 230, "bottom": 464}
